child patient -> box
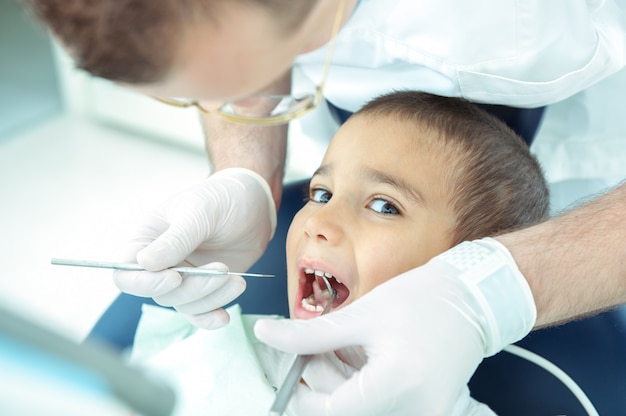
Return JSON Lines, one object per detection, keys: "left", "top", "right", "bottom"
{"left": 131, "top": 91, "right": 549, "bottom": 415}
{"left": 287, "top": 90, "right": 548, "bottom": 321}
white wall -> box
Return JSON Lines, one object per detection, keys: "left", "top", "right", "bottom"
{"left": 50, "top": 43, "right": 334, "bottom": 183}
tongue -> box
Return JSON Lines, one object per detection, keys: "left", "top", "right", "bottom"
{"left": 312, "top": 278, "right": 330, "bottom": 307}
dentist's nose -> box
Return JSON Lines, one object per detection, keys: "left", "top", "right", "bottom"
{"left": 303, "top": 203, "right": 344, "bottom": 244}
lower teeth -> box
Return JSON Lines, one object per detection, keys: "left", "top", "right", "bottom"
{"left": 301, "top": 294, "right": 324, "bottom": 312}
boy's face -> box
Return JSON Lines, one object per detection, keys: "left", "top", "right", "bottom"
{"left": 286, "top": 115, "right": 457, "bottom": 319}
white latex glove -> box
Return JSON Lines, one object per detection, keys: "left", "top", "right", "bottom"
{"left": 255, "top": 238, "right": 535, "bottom": 415}
{"left": 114, "top": 168, "right": 276, "bottom": 329}
{"left": 300, "top": 353, "right": 496, "bottom": 416}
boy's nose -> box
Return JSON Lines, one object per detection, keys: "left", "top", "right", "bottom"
{"left": 303, "top": 203, "right": 345, "bottom": 244}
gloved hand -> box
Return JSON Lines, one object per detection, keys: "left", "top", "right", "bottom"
{"left": 114, "top": 168, "right": 277, "bottom": 329}
{"left": 299, "top": 352, "right": 496, "bottom": 416}
{"left": 255, "top": 238, "right": 535, "bottom": 415}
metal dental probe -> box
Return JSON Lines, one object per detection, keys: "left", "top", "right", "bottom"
{"left": 267, "top": 274, "right": 337, "bottom": 416}
{"left": 50, "top": 258, "right": 274, "bottom": 278}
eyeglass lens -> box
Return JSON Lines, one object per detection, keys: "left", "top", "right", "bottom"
{"left": 218, "top": 94, "right": 316, "bottom": 118}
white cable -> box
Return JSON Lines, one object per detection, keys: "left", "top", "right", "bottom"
{"left": 502, "top": 344, "right": 599, "bottom": 416}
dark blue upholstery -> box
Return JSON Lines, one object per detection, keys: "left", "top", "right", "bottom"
{"left": 475, "top": 103, "right": 545, "bottom": 147}
{"left": 470, "top": 307, "right": 626, "bottom": 415}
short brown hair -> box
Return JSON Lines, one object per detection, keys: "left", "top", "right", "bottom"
{"left": 22, "top": 0, "right": 317, "bottom": 84}
{"left": 355, "top": 91, "right": 549, "bottom": 246}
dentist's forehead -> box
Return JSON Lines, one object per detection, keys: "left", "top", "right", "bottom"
{"left": 127, "top": 11, "right": 297, "bottom": 102}
{"left": 148, "top": 32, "right": 293, "bottom": 100}
{"left": 133, "top": 1, "right": 336, "bottom": 101}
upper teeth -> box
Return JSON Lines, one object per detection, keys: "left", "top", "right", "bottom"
{"left": 305, "top": 268, "right": 341, "bottom": 284}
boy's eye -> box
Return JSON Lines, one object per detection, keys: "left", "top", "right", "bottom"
{"left": 310, "top": 188, "right": 332, "bottom": 203}
{"left": 368, "top": 198, "right": 399, "bottom": 215}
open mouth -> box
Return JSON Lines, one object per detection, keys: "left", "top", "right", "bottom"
{"left": 299, "top": 268, "right": 350, "bottom": 314}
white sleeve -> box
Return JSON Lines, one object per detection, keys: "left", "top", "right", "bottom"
{"left": 296, "top": 0, "right": 626, "bottom": 109}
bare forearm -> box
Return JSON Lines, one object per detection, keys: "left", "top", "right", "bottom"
{"left": 203, "top": 117, "right": 287, "bottom": 208}
{"left": 201, "top": 71, "right": 291, "bottom": 209}
{"left": 496, "top": 182, "right": 626, "bottom": 327}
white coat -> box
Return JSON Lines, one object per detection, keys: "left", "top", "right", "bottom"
{"left": 294, "top": 0, "right": 626, "bottom": 111}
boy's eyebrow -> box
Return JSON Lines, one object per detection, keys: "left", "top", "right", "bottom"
{"left": 361, "top": 167, "right": 425, "bottom": 205}
{"left": 313, "top": 164, "right": 425, "bottom": 205}
{"left": 312, "top": 164, "right": 330, "bottom": 178}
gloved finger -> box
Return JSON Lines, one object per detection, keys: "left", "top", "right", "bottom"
{"left": 153, "top": 273, "right": 231, "bottom": 306}
{"left": 254, "top": 302, "right": 371, "bottom": 354}
{"left": 255, "top": 271, "right": 436, "bottom": 354}
{"left": 302, "top": 352, "right": 353, "bottom": 394}
{"left": 114, "top": 213, "right": 172, "bottom": 262}
{"left": 288, "top": 373, "right": 374, "bottom": 416}
{"left": 286, "top": 385, "right": 326, "bottom": 416}
{"left": 334, "top": 346, "right": 368, "bottom": 370}
{"left": 163, "top": 275, "right": 246, "bottom": 315}
{"left": 291, "top": 393, "right": 338, "bottom": 416}
{"left": 137, "top": 218, "right": 210, "bottom": 271}
{"left": 313, "top": 343, "right": 474, "bottom": 416}
{"left": 112, "top": 268, "right": 182, "bottom": 297}
{"left": 292, "top": 358, "right": 419, "bottom": 416}
{"left": 182, "top": 308, "right": 231, "bottom": 330}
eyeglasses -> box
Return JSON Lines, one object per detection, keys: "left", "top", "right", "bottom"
{"left": 153, "top": 0, "right": 346, "bottom": 126}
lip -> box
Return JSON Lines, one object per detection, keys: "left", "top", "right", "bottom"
{"left": 293, "top": 259, "right": 351, "bottom": 319}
